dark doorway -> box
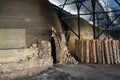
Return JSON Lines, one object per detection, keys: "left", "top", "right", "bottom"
{"left": 51, "top": 37, "right": 57, "bottom": 64}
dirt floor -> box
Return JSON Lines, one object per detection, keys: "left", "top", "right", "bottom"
{"left": 4, "top": 64, "right": 120, "bottom": 80}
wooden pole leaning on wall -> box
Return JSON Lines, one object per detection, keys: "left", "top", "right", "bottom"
{"left": 85, "top": 40, "right": 89, "bottom": 63}
{"left": 119, "top": 40, "right": 120, "bottom": 63}
{"left": 118, "top": 40, "right": 120, "bottom": 63}
{"left": 81, "top": 39, "right": 84, "bottom": 63}
{"left": 115, "top": 40, "right": 120, "bottom": 63}
{"left": 96, "top": 40, "right": 102, "bottom": 64}
{"left": 83, "top": 40, "right": 86, "bottom": 63}
{"left": 104, "top": 39, "right": 110, "bottom": 64}
{"left": 89, "top": 40, "right": 92, "bottom": 63}
{"left": 112, "top": 40, "right": 117, "bottom": 64}
{"left": 101, "top": 40, "right": 105, "bottom": 64}
{"left": 75, "top": 39, "right": 79, "bottom": 61}
{"left": 75, "top": 39, "right": 84, "bottom": 63}
{"left": 108, "top": 39, "right": 114, "bottom": 64}
{"left": 91, "top": 40, "right": 97, "bottom": 63}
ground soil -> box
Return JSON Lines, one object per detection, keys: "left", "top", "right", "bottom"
{"left": 5, "top": 64, "right": 120, "bottom": 80}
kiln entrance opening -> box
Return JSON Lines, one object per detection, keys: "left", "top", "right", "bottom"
{"left": 51, "top": 37, "right": 57, "bottom": 64}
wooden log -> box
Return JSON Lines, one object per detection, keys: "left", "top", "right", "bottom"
{"left": 81, "top": 39, "right": 84, "bottom": 62}
{"left": 112, "top": 40, "right": 117, "bottom": 64}
{"left": 117, "top": 40, "right": 120, "bottom": 63}
{"left": 92, "top": 40, "right": 97, "bottom": 63}
{"left": 108, "top": 39, "right": 114, "bottom": 64}
{"left": 119, "top": 40, "right": 120, "bottom": 49}
{"left": 115, "top": 40, "right": 120, "bottom": 63}
{"left": 95, "top": 40, "right": 98, "bottom": 64}
{"left": 99, "top": 40, "right": 102, "bottom": 64}
{"left": 83, "top": 40, "right": 86, "bottom": 63}
{"left": 85, "top": 40, "right": 89, "bottom": 63}
{"left": 96, "top": 40, "right": 102, "bottom": 64}
{"left": 75, "top": 39, "right": 79, "bottom": 61}
{"left": 101, "top": 40, "right": 105, "bottom": 64}
{"left": 89, "top": 40, "right": 92, "bottom": 63}
{"left": 104, "top": 40, "right": 110, "bottom": 64}
{"left": 119, "top": 40, "right": 120, "bottom": 63}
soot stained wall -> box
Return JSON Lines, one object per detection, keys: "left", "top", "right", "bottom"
{"left": 0, "top": 0, "right": 63, "bottom": 48}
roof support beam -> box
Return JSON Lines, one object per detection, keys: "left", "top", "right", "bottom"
{"left": 60, "top": 19, "right": 79, "bottom": 38}
{"left": 62, "top": 0, "right": 67, "bottom": 9}
{"left": 115, "top": 0, "right": 120, "bottom": 6}
{"left": 75, "top": 0, "right": 82, "bottom": 39}
{"left": 96, "top": 14, "right": 120, "bottom": 38}
{"left": 91, "top": 0, "right": 97, "bottom": 39}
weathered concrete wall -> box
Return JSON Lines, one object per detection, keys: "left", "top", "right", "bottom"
{"left": 0, "top": 48, "right": 37, "bottom": 63}
{"left": 62, "top": 16, "right": 110, "bottom": 54}
{"left": 0, "top": 0, "right": 63, "bottom": 48}
{"left": 0, "top": 29, "right": 26, "bottom": 49}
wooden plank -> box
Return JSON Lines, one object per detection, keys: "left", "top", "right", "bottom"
{"left": 96, "top": 40, "right": 102, "bottom": 64}
{"left": 86, "top": 40, "right": 89, "bottom": 63}
{"left": 92, "top": 40, "right": 97, "bottom": 63}
{"left": 115, "top": 40, "right": 120, "bottom": 63}
{"left": 89, "top": 40, "right": 92, "bottom": 63}
{"left": 96, "top": 40, "right": 99, "bottom": 64}
{"left": 83, "top": 40, "right": 86, "bottom": 63}
{"left": 99, "top": 40, "right": 102, "bottom": 64}
{"left": 108, "top": 39, "right": 114, "bottom": 64}
{"left": 104, "top": 40, "right": 110, "bottom": 64}
{"left": 75, "top": 39, "right": 79, "bottom": 61}
{"left": 101, "top": 40, "right": 105, "bottom": 64}
{"left": 81, "top": 39, "right": 84, "bottom": 62}
{"left": 112, "top": 40, "right": 117, "bottom": 64}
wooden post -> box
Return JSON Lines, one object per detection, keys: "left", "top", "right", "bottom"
{"left": 83, "top": 40, "right": 86, "bottom": 63}
{"left": 104, "top": 40, "right": 110, "bottom": 64}
{"left": 92, "top": 40, "right": 97, "bottom": 63}
{"left": 108, "top": 39, "right": 114, "bottom": 64}
{"left": 115, "top": 40, "right": 120, "bottom": 63}
{"left": 81, "top": 39, "right": 84, "bottom": 62}
{"left": 95, "top": 40, "right": 98, "bottom": 63}
{"left": 99, "top": 40, "right": 102, "bottom": 64}
{"left": 101, "top": 40, "right": 105, "bottom": 64}
{"left": 112, "top": 40, "right": 117, "bottom": 64}
{"left": 86, "top": 40, "right": 89, "bottom": 63}
{"left": 75, "top": 39, "right": 79, "bottom": 61}
{"left": 96, "top": 40, "right": 102, "bottom": 64}
{"left": 89, "top": 40, "right": 92, "bottom": 63}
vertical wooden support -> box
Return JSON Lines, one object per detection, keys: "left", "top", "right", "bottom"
{"left": 115, "top": 40, "right": 120, "bottom": 63}
{"left": 108, "top": 39, "right": 114, "bottom": 64}
{"left": 104, "top": 40, "right": 110, "bottom": 64}
{"left": 118, "top": 40, "right": 120, "bottom": 63}
{"left": 81, "top": 39, "right": 84, "bottom": 62}
{"left": 101, "top": 40, "right": 105, "bottom": 64}
{"left": 119, "top": 40, "right": 120, "bottom": 49}
{"left": 117, "top": 40, "right": 120, "bottom": 63}
{"left": 83, "top": 40, "right": 86, "bottom": 63}
{"left": 99, "top": 40, "right": 102, "bottom": 64}
{"left": 96, "top": 40, "right": 102, "bottom": 64}
{"left": 89, "top": 40, "right": 92, "bottom": 63}
{"left": 92, "top": 40, "right": 97, "bottom": 63}
{"left": 86, "top": 40, "right": 89, "bottom": 63}
{"left": 112, "top": 40, "right": 117, "bottom": 64}
{"left": 75, "top": 39, "right": 79, "bottom": 61}
{"left": 96, "top": 40, "right": 99, "bottom": 63}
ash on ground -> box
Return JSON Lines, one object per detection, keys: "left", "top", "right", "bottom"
{"left": 13, "top": 67, "right": 79, "bottom": 80}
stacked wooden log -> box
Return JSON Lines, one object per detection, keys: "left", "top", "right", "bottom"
{"left": 75, "top": 39, "right": 120, "bottom": 64}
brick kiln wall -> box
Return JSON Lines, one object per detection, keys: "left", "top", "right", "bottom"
{"left": 0, "top": 41, "right": 53, "bottom": 79}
